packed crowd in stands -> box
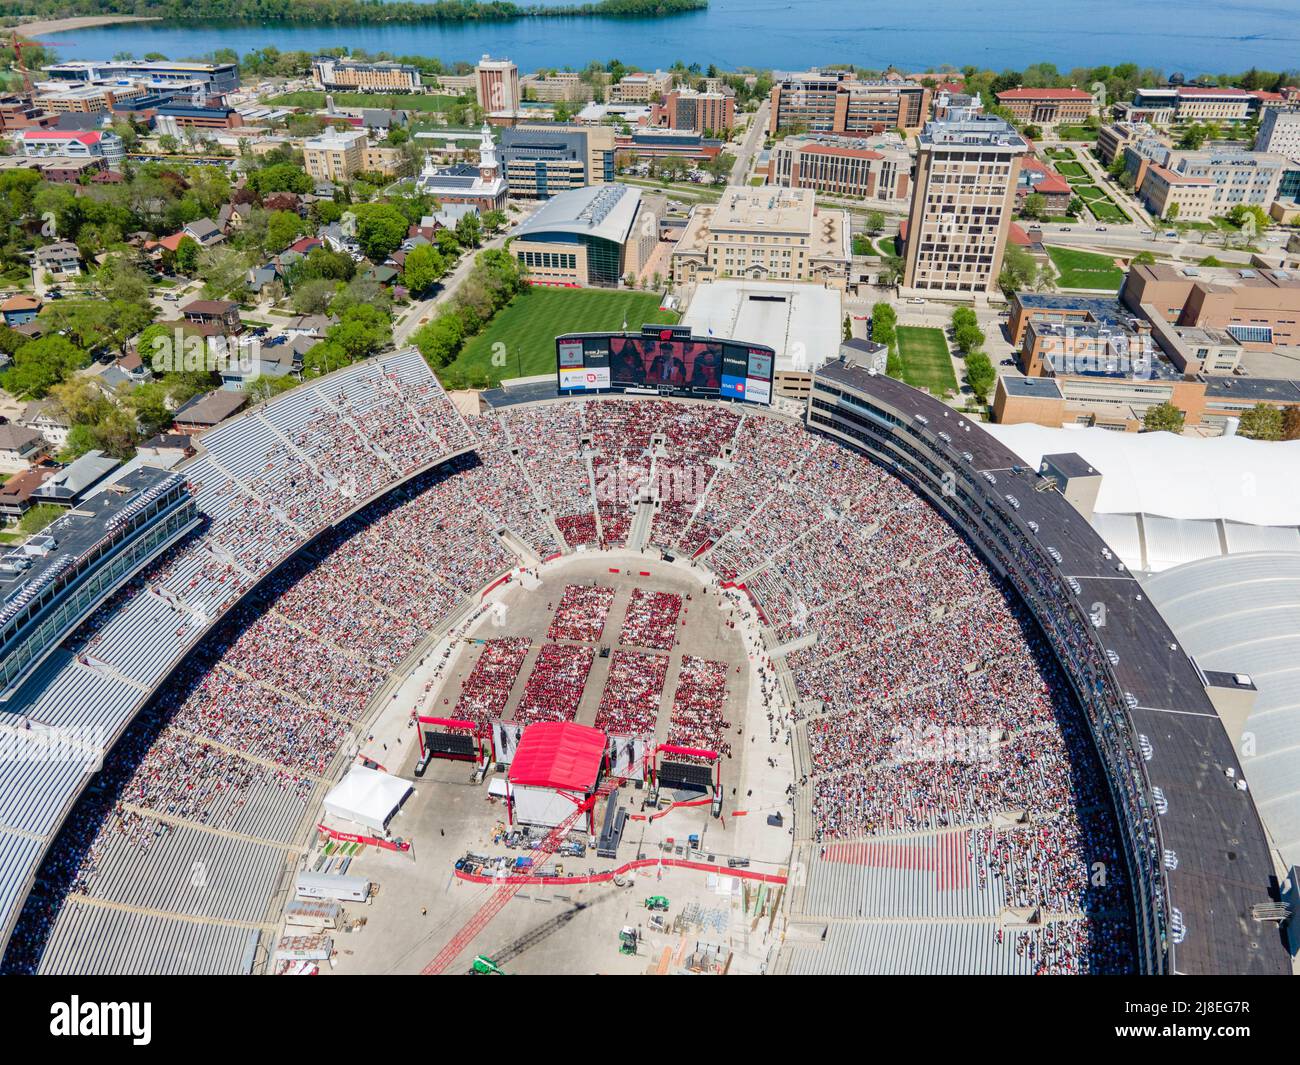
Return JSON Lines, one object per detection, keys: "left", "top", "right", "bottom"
{"left": 666, "top": 656, "right": 732, "bottom": 756}
{"left": 619, "top": 588, "right": 683, "bottom": 651}
{"left": 594, "top": 649, "right": 668, "bottom": 737}
{"left": 4, "top": 390, "right": 1133, "bottom": 977}
{"left": 513, "top": 643, "right": 595, "bottom": 725}
{"left": 546, "top": 584, "right": 617, "bottom": 643}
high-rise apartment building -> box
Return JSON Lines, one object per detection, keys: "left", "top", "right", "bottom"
{"left": 768, "top": 70, "right": 931, "bottom": 137}
{"left": 901, "top": 112, "right": 1027, "bottom": 298}
{"left": 476, "top": 55, "right": 520, "bottom": 115}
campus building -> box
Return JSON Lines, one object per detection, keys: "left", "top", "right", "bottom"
{"left": 1016, "top": 155, "right": 1073, "bottom": 214}
{"left": 416, "top": 123, "right": 508, "bottom": 211}
{"left": 994, "top": 87, "right": 1093, "bottom": 127}
{"left": 520, "top": 72, "right": 595, "bottom": 105}
{"left": 768, "top": 69, "right": 931, "bottom": 137}
{"left": 1136, "top": 163, "right": 1217, "bottom": 221}
{"left": 298, "top": 136, "right": 413, "bottom": 180}
{"left": 302, "top": 127, "right": 368, "bottom": 183}
{"left": 310, "top": 57, "right": 421, "bottom": 94}
{"left": 509, "top": 183, "right": 664, "bottom": 287}
{"left": 31, "top": 81, "right": 148, "bottom": 114}
{"left": 608, "top": 70, "right": 674, "bottom": 103}
{"left": 499, "top": 124, "right": 616, "bottom": 198}
{"left": 40, "top": 59, "right": 238, "bottom": 102}
{"left": 901, "top": 111, "right": 1027, "bottom": 298}
{"left": 1131, "top": 86, "right": 1254, "bottom": 123}
{"left": 20, "top": 128, "right": 124, "bottom": 166}
{"left": 671, "top": 185, "right": 850, "bottom": 289}
{"left": 1096, "top": 121, "right": 1168, "bottom": 166}
{"left": 651, "top": 88, "right": 735, "bottom": 134}
{"left": 1255, "top": 105, "right": 1300, "bottom": 155}
{"left": 1121, "top": 261, "right": 1300, "bottom": 348}
{"left": 995, "top": 270, "right": 1300, "bottom": 431}
{"left": 476, "top": 55, "right": 521, "bottom": 115}
{"left": 1124, "top": 140, "right": 1289, "bottom": 213}
{"left": 769, "top": 133, "right": 911, "bottom": 203}
{"left": 614, "top": 128, "right": 722, "bottom": 163}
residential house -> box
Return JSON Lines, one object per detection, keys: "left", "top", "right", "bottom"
{"left": 172, "top": 389, "right": 249, "bottom": 434}
{"left": 21, "top": 399, "right": 72, "bottom": 448}
{"left": 34, "top": 241, "right": 82, "bottom": 280}
{"left": 0, "top": 424, "right": 47, "bottom": 473}
{"left": 217, "top": 201, "right": 253, "bottom": 234}
{"left": 138, "top": 433, "right": 194, "bottom": 462}
{"left": 180, "top": 299, "right": 242, "bottom": 335}
{"left": 30, "top": 450, "right": 121, "bottom": 506}
{"left": 0, "top": 466, "right": 58, "bottom": 521}
{"left": 0, "top": 295, "right": 41, "bottom": 328}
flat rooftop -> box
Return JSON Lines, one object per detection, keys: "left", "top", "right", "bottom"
{"left": 710, "top": 186, "right": 816, "bottom": 233}
{"left": 1202, "top": 376, "right": 1300, "bottom": 403}
{"left": 1000, "top": 374, "right": 1063, "bottom": 398}
{"left": 682, "top": 280, "right": 843, "bottom": 373}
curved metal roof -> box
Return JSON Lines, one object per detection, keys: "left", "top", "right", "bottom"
{"left": 988, "top": 424, "right": 1300, "bottom": 527}
{"left": 511, "top": 183, "right": 642, "bottom": 245}
{"left": 1145, "top": 552, "right": 1300, "bottom": 867}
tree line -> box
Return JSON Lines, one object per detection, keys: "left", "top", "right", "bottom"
{"left": 3, "top": 0, "right": 707, "bottom": 27}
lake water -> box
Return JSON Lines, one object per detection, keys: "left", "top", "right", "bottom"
{"left": 49, "top": 0, "right": 1300, "bottom": 75}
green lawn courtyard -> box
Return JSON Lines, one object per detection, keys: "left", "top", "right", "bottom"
{"left": 895, "top": 326, "right": 959, "bottom": 396}
{"left": 446, "top": 287, "right": 678, "bottom": 384}
{"left": 269, "top": 91, "right": 465, "bottom": 112}
{"left": 1046, "top": 245, "right": 1125, "bottom": 290}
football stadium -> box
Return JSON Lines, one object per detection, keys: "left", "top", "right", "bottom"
{"left": 0, "top": 334, "right": 1286, "bottom": 977}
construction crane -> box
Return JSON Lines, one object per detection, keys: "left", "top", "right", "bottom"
{"left": 8, "top": 31, "right": 66, "bottom": 96}
{"left": 422, "top": 759, "right": 640, "bottom": 975}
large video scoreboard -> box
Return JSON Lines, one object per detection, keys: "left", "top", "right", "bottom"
{"left": 556, "top": 325, "right": 775, "bottom": 405}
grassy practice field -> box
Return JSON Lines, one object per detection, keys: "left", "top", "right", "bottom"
{"left": 895, "top": 326, "right": 958, "bottom": 395}
{"left": 447, "top": 287, "right": 678, "bottom": 384}
{"left": 1046, "top": 245, "right": 1125, "bottom": 289}
{"left": 269, "top": 91, "right": 465, "bottom": 112}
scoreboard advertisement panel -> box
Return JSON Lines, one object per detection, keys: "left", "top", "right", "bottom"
{"left": 556, "top": 326, "right": 775, "bottom": 405}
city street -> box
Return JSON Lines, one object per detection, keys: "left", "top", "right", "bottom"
{"left": 729, "top": 99, "right": 769, "bottom": 184}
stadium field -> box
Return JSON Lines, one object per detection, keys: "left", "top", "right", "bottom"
{"left": 895, "top": 326, "right": 958, "bottom": 395}
{"left": 447, "top": 287, "right": 678, "bottom": 384}
{"left": 1046, "top": 246, "right": 1125, "bottom": 290}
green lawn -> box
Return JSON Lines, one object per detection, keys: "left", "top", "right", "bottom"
{"left": 1055, "top": 125, "right": 1097, "bottom": 141}
{"left": 447, "top": 288, "right": 678, "bottom": 384}
{"left": 1046, "top": 246, "right": 1125, "bottom": 290}
{"left": 1055, "top": 161, "right": 1089, "bottom": 179}
{"left": 874, "top": 236, "right": 898, "bottom": 258}
{"left": 1068, "top": 183, "right": 1126, "bottom": 218}
{"left": 268, "top": 91, "right": 465, "bottom": 112}
{"left": 895, "top": 326, "right": 958, "bottom": 396}
{"left": 1086, "top": 199, "right": 1129, "bottom": 223}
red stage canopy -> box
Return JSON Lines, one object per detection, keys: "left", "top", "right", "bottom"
{"left": 508, "top": 721, "right": 606, "bottom": 791}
